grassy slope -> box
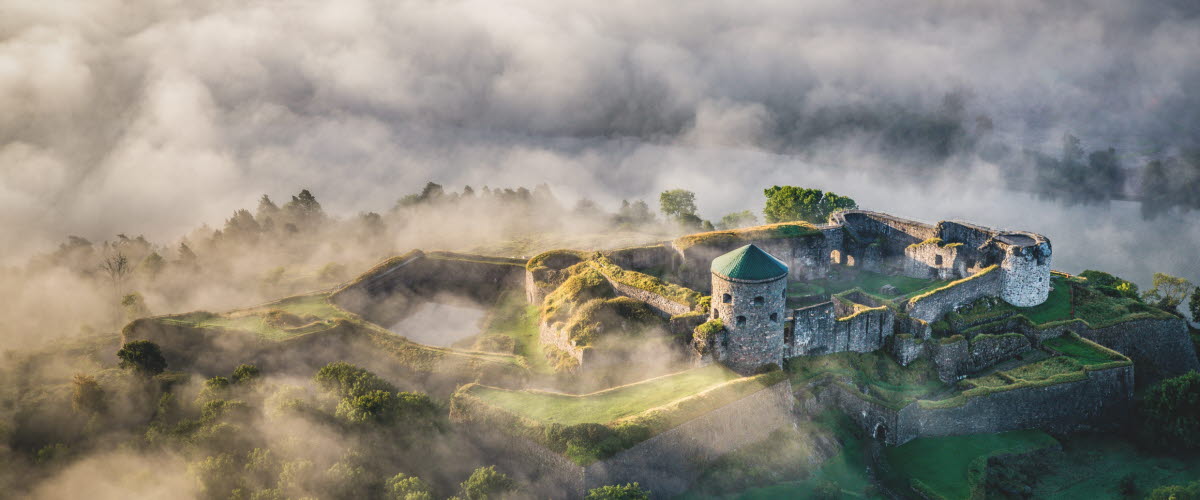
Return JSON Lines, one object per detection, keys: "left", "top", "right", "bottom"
{"left": 470, "top": 364, "right": 742, "bottom": 425}
{"left": 1043, "top": 335, "right": 1114, "bottom": 366}
{"left": 163, "top": 293, "right": 352, "bottom": 341}
{"left": 882, "top": 431, "right": 1058, "bottom": 500}
{"left": 806, "top": 269, "right": 949, "bottom": 299}
{"left": 480, "top": 291, "right": 550, "bottom": 373}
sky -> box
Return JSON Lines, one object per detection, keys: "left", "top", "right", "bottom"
{"left": 2, "top": 0, "right": 1199, "bottom": 284}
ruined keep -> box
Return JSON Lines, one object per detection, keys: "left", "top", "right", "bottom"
{"left": 709, "top": 244, "right": 789, "bottom": 373}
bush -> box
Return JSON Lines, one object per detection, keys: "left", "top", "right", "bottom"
{"left": 387, "top": 473, "right": 433, "bottom": 500}
{"left": 459, "top": 466, "right": 515, "bottom": 500}
{"left": 117, "top": 340, "right": 167, "bottom": 375}
{"left": 1140, "top": 371, "right": 1200, "bottom": 451}
{"left": 231, "top": 364, "right": 261, "bottom": 384}
{"left": 1147, "top": 480, "right": 1200, "bottom": 500}
{"left": 314, "top": 362, "right": 396, "bottom": 399}
{"left": 586, "top": 483, "right": 650, "bottom": 500}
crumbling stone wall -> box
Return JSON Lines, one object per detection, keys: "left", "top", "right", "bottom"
{"left": 1078, "top": 318, "right": 1200, "bottom": 387}
{"left": 890, "top": 335, "right": 926, "bottom": 366}
{"left": 604, "top": 278, "right": 693, "bottom": 317}
{"left": 967, "top": 334, "right": 1032, "bottom": 372}
{"left": 790, "top": 302, "right": 837, "bottom": 356}
{"left": 928, "top": 338, "right": 969, "bottom": 383}
{"left": 894, "top": 363, "right": 1134, "bottom": 445}
{"left": 1000, "top": 240, "right": 1053, "bottom": 307}
{"left": 788, "top": 299, "right": 894, "bottom": 357}
{"left": 604, "top": 244, "right": 675, "bottom": 274}
{"left": 905, "top": 267, "right": 1004, "bottom": 322}
{"left": 711, "top": 273, "right": 787, "bottom": 373}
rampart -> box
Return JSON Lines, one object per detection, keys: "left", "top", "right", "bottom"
{"left": 460, "top": 380, "right": 795, "bottom": 499}
{"left": 905, "top": 265, "right": 1003, "bottom": 322}
{"left": 331, "top": 250, "right": 525, "bottom": 326}
{"left": 807, "top": 361, "right": 1134, "bottom": 446}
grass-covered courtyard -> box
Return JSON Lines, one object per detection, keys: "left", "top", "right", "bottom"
{"left": 882, "top": 431, "right": 1058, "bottom": 500}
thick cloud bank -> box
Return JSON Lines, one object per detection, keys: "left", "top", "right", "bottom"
{"left": 2, "top": 0, "right": 1199, "bottom": 282}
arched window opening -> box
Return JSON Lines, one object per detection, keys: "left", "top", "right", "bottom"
{"left": 722, "top": 293, "right": 732, "bottom": 304}
{"left": 846, "top": 255, "right": 857, "bottom": 267}
{"left": 713, "top": 309, "right": 720, "bottom": 319}
{"left": 736, "top": 316, "right": 747, "bottom": 326}
{"left": 830, "top": 249, "right": 842, "bottom": 265}
{"left": 754, "top": 296, "right": 765, "bottom": 306}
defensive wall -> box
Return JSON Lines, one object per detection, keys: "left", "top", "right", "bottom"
{"left": 806, "top": 356, "right": 1134, "bottom": 446}
{"left": 331, "top": 250, "right": 526, "bottom": 326}
{"left": 788, "top": 296, "right": 895, "bottom": 357}
{"left": 458, "top": 379, "right": 795, "bottom": 499}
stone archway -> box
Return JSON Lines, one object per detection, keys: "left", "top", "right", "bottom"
{"left": 873, "top": 423, "right": 888, "bottom": 441}
{"left": 830, "top": 249, "right": 843, "bottom": 265}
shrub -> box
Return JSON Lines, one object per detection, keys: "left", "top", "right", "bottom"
{"left": 71, "top": 374, "right": 106, "bottom": 415}
{"left": 1139, "top": 371, "right": 1200, "bottom": 451}
{"left": 117, "top": 340, "right": 167, "bottom": 375}
{"left": 314, "top": 362, "right": 396, "bottom": 399}
{"left": 387, "top": 473, "right": 433, "bottom": 500}
{"left": 1147, "top": 480, "right": 1200, "bottom": 500}
{"left": 586, "top": 483, "right": 650, "bottom": 500}
{"left": 459, "top": 466, "right": 515, "bottom": 500}
{"left": 231, "top": 364, "right": 261, "bottom": 384}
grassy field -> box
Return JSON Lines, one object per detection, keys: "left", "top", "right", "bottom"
{"left": 1032, "top": 435, "right": 1200, "bottom": 499}
{"left": 479, "top": 291, "right": 550, "bottom": 373}
{"left": 1016, "top": 277, "right": 1073, "bottom": 323}
{"left": 469, "top": 364, "right": 742, "bottom": 425}
{"left": 804, "top": 269, "right": 949, "bottom": 300}
{"left": 789, "top": 351, "right": 945, "bottom": 409}
{"left": 882, "top": 431, "right": 1058, "bottom": 500}
{"left": 1044, "top": 335, "right": 1117, "bottom": 366}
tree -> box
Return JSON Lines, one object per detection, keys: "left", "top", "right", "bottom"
{"left": 1147, "top": 480, "right": 1200, "bottom": 500}
{"left": 232, "top": 364, "right": 261, "bottom": 384}
{"left": 615, "top": 200, "right": 655, "bottom": 227}
{"left": 314, "top": 362, "right": 396, "bottom": 398}
{"left": 256, "top": 194, "right": 280, "bottom": 220}
{"left": 283, "top": 189, "right": 325, "bottom": 226}
{"left": 659, "top": 189, "right": 698, "bottom": 220}
{"left": 117, "top": 340, "right": 167, "bottom": 375}
{"left": 586, "top": 483, "right": 650, "bottom": 499}
{"left": 460, "top": 466, "right": 515, "bottom": 500}
{"left": 121, "top": 292, "right": 150, "bottom": 320}
{"left": 1143, "top": 272, "right": 1194, "bottom": 312}
{"left": 763, "top": 186, "right": 858, "bottom": 223}
{"left": 99, "top": 252, "right": 132, "bottom": 296}
{"left": 1140, "top": 371, "right": 1200, "bottom": 451}
{"left": 71, "top": 374, "right": 106, "bottom": 414}
{"left": 718, "top": 210, "right": 758, "bottom": 230}
{"left": 387, "top": 473, "right": 433, "bottom": 500}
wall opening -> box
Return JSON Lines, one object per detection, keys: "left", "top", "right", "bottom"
{"left": 770, "top": 313, "right": 779, "bottom": 321}
{"left": 722, "top": 293, "right": 732, "bottom": 304}
{"left": 934, "top": 255, "right": 943, "bottom": 266}
{"left": 713, "top": 309, "right": 720, "bottom": 319}
{"left": 754, "top": 296, "right": 765, "bottom": 305}
{"left": 846, "top": 255, "right": 857, "bottom": 267}
{"left": 736, "top": 315, "right": 746, "bottom": 326}
{"left": 830, "top": 249, "right": 842, "bottom": 265}
{"left": 873, "top": 423, "right": 888, "bottom": 441}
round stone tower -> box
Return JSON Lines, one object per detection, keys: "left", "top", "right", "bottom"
{"left": 710, "top": 244, "right": 788, "bottom": 374}
{"left": 995, "top": 233, "right": 1053, "bottom": 307}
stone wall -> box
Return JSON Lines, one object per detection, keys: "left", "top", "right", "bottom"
{"left": 905, "top": 266, "right": 1004, "bottom": 322}
{"left": 810, "top": 380, "right": 901, "bottom": 444}
{"left": 928, "top": 338, "right": 969, "bottom": 383}
{"left": 893, "top": 363, "right": 1134, "bottom": 445}
{"left": 711, "top": 274, "right": 787, "bottom": 373}
{"left": 890, "top": 335, "right": 926, "bottom": 366}
{"left": 604, "top": 244, "right": 675, "bottom": 274}
{"left": 968, "top": 334, "right": 1032, "bottom": 372}
{"left": 1000, "top": 240, "right": 1053, "bottom": 307}
{"left": 1078, "top": 318, "right": 1200, "bottom": 387}
{"left": 788, "top": 300, "right": 894, "bottom": 357}
{"left": 903, "top": 240, "right": 963, "bottom": 280}
{"left": 605, "top": 278, "right": 693, "bottom": 317}
{"left": 790, "top": 302, "right": 837, "bottom": 356}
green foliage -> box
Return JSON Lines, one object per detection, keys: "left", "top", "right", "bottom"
{"left": 882, "top": 431, "right": 1057, "bottom": 500}
{"left": 1140, "top": 371, "right": 1200, "bottom": 452}
{"left": 117, "top": 340, "right": 167, "bottom": 375}
{"left": 659, "top": 189, "right": 698, "bottom": 219}
{"left": 787, "top": 351, "right": 943, "bottom": 409}
{"left": 717, "top": 210, "right": 758, "bottom": 230}
{"left": 1143, "top": 272, "right": 1194, "bottom": 312}
{"left": 71, "top": 374, "right": 106, "bottom": 415}
{"left": 563, "top": 296, "right": 665, "bottom": 347}
{"left": 1147, "top": 480, "right": 1200, "bottom": 500}
{"left": 692, "top": 319, "right": 724, "bottom": 355}
{"left": 586, "top": 482, "right": 650, "bottom": 500}
{"left": 1080, "top": 270, "right": 1140, "bottom": 299}
{"left": 387, "top": 473, "right": 433, "bottom": 500}
{"left": 314, "top": 361, "right": 396, "bottom": 399}
{"left": 232, "top": 364, "right": 261, "bottom": 384}
{"left": 587, "top": 257, "right": 703, "bottom": 308}
{"left": 762, "top": 185, "right": 857, "bottom": 224}
{"left": 459, "top": 466, "right": 515, "bottom": 500}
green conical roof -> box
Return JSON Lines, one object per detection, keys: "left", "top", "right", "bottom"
{"left": 711, "top": 244, "right": 788, "bottom": 281}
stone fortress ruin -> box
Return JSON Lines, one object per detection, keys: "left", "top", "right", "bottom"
{"left": 128, "top": 208, "right": 1199, "bottom": 499}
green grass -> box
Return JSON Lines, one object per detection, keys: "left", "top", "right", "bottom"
{"left": 1031, "top": 434, "right": 1200, "bottom": 499}
{"left": 882, "top": 431, "right": 1058, "bottom": 500}
{"left": 469, "top": 364, "right": 742, "bottom": 425}
{"left": 480, "top": 291, "right": 549, "bottom": 373}
{"left": 1043, "top": 335, "right": 1119, "bottom": 366}
{"left": 672, "top": 221, "right": 820, "bottom": 251}
{"left": 787, "top": 282, "right": 826, "bottom": 297}
{"left": 1017, "top": 278, "right": 1073, "bottom": 323}
{"left": 788, "top": 351, "right": 945, "bottom": 409}
{"left": 805, "top": 269, "right": 949, "bottom": 300}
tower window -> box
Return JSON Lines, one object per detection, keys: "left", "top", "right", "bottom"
{"left": 935, "top": 255, "right": 943, "bottom": 266}
{"left": 770, "top": 313, "right": 779, "bottom": 321}
{"left": 754, "top": 296, "right": 765, "bottom": 305}
{"left": 713, "top": 309, "right": 720, "bottom": 319}
{"left": 736, "top": 316, "right": 747, "bottom": 326}
{"left": 722, "top": 293, "right": 732, "bottom": 304}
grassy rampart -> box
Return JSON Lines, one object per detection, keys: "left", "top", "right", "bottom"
{"left": 672, "top": 221, "right": 820, "bottom": 251}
